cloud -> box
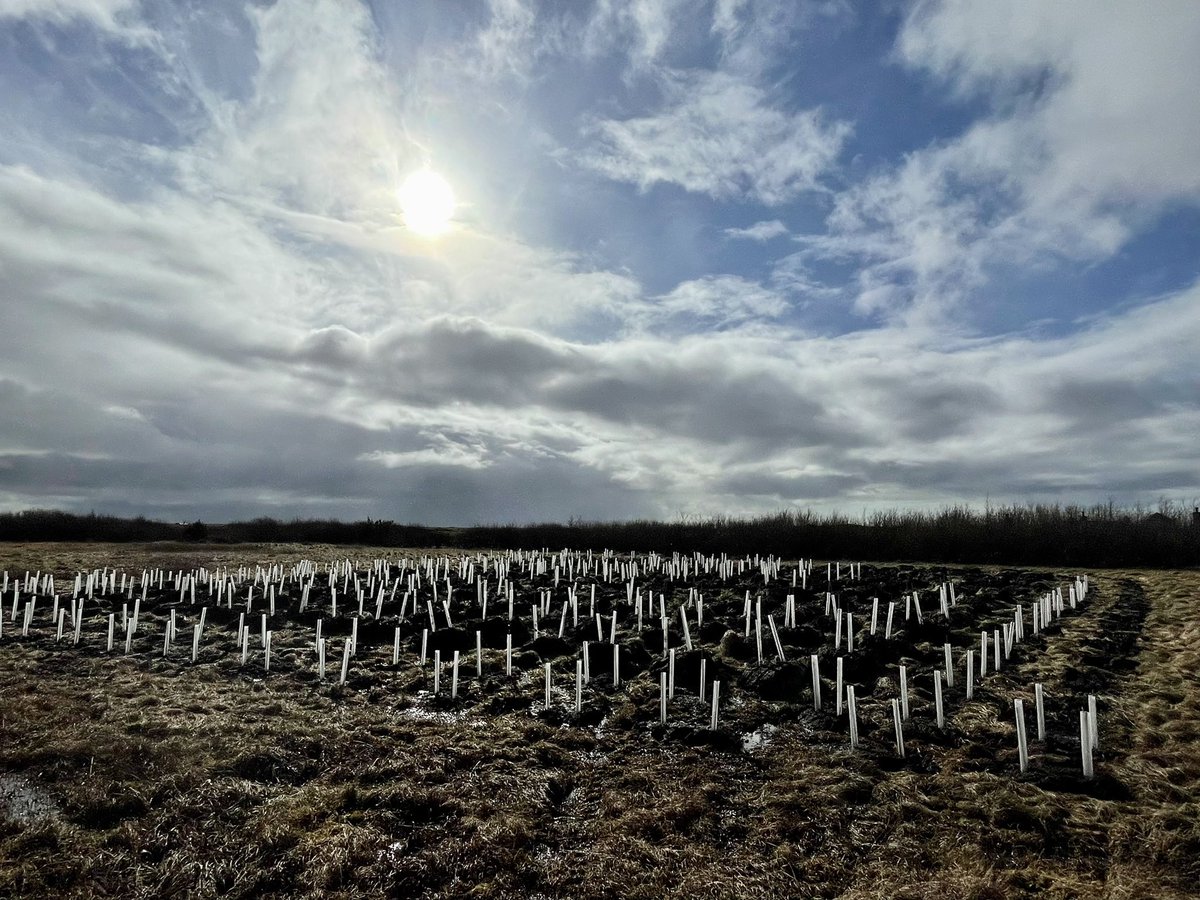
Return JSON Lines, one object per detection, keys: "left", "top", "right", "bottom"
{"left": 361, "top": 439, "right": 492, "bottom": 471}
{"left": 810, "top": 0, "right": 1200, "bottom": 320}
{"left": 0, "top": 0, "right": 137, "bottom": 31}
{"left": 637, "top": 274, "right": 789, "bottom": 331}
{"left": 1, "top": 0, "right": 1197, "bottom": 524}
{"left": 724, "top": 219, "right": 788, "bottom": 241}
{"left": 583, "top": 0, "right": 689, "bottom": 68}
{"left": 179, "top": 0, "right": 410, "bottom": 223}
{"left": 581, "top": 69, "right": 850, "bottom": 204}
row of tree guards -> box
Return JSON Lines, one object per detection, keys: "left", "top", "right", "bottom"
{"left": 0, "top": 552, "right": 1098, "bottom": 777}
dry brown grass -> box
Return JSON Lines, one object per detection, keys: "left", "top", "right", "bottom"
{"left": 1, "top": 545, "right": 1197, "bottom": 898}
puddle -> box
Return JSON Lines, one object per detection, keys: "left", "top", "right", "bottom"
{"left": 741, "top": 723, "right": 778, "bottom": 753}
{"left": 0, "top": 774, "right": 59, "bottom": 825}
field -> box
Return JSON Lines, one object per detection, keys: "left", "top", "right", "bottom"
{"left": 0, "top": 543, "right": 1198, "bottom": 899}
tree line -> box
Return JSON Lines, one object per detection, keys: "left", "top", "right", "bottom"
{"left": 1, "top": 503, "right": 1197, "bottom": 568}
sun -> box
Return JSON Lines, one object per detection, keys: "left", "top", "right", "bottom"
{"left": 398, "top": 169, "right": 455, "bottom": 237}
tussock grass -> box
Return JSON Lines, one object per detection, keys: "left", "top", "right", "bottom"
{"left": 0, "top": 546, "right": 1197, "bottom": 897}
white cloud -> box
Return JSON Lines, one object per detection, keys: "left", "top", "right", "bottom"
{"left": 817, "top": 0, "right": 1200, "bottom": 319}
{"left": 1, "top": 0, "right": 1198, "bottom": 523}
{"left": 641, "top": 274, "right": 789, "bottom": 331}
{"left": 582, "top": 69, "right": 850, "bottom": 204}
{"left": 179, "top": 0, "right": 411, "bottom": 223}
{"left": 724, "top": 219, "right": 789, "bottom": 241}
{"left": 0, "top": 0, "right": 136, "bottom": 31}
{"left": 361, "top": 442, "right": 492, "bottom": 471}
{"left": 583, "top": 0, "right": 689, "bottom": 67}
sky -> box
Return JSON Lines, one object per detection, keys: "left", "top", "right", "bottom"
{"left": 0, "top": 0, "right": 1198, "bottom": 525}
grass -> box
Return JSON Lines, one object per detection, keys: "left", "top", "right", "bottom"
{"left": 0, "top": 544, "right": 1197, "bottom": 898}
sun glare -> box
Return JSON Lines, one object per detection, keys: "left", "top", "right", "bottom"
{"left": 399, "top": 169, "right": 455, "bottom": 237}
